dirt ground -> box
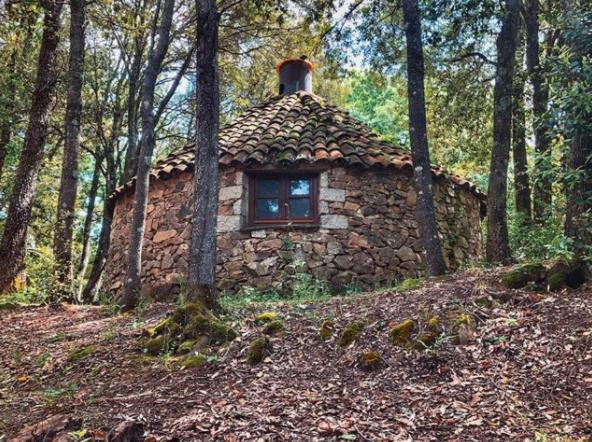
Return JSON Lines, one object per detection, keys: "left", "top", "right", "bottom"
{"left": 1, "top": 269, "right": 591, "bottom": 441}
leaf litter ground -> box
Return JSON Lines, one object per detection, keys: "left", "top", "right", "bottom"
{"left": 0, "top": 268, "right": 591, "bottom": 440}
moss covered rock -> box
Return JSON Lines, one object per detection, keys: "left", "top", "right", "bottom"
{"left": 263, "top": 320, "right": 284, "bottom": 335}
{"left": 255, "top": 311, "right": 279, "bottom": 324}
{"left": 547, "top": 259, "right": 589, "bottom": 291}
{"left": 183, "top": 315, "right": 237, "bottom": 344}
{"left": 502, "top": 263, "right": 547, "bottom": 289}
{"left": 181, "top": 354, "right": 207, "bottom": 368}
{"left": 389, "top": 319, "right": 415, "bottom": 346}
{"left": 144, "top": 335, "right": 169, "bottom": 355}
{"left": 177, "top": 340, "right": 198, "bottom": 354}
{"left": 427, "top": 315, "right": 441, "bottom": 333}
{"left": 452, "top": 313, "right": 476, "bottom": 345}
{"left": 246, "top": 336, "right": 272, "bottom": 365}
{"left": 338, "top": 322, "right": 364, "bottom": 347}
{"left": 144, "top": 302, "right": 237, "bottom": 356}
{"left": 413, "top": 331, "right": 438, "bottom": 350}
{"left": 319, "top": 320, "right": 335, "bottom": 340}
{"left": 359, "top": 351, "right": 382, "bottom": 371}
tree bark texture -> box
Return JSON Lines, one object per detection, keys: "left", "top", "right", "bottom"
{"left": 524, "top": 0, "right": 552, "bottom": 220}
{"left": 563, "top": 0, "right": 592, "bottom": 251}
{"left": 512, "top": 44, "right": 532, "bottom": 221}
{"left": 122, "top": 46, "right": 144, "bottom": 184}
{"left": 121, "top": 0, "right": 176, "bottom": 311}
{"left": 0, "top": 47, "right": 18, "bottom": 186}
{"left": 0, "top": 0, "right": 63, "bottom": 294}
{"left": 401, "top": 0, "right": 447, "bottom": 276}
{"left": 53, "top": 0, "right": 86, "bottom": 301}
{"left": 486, "top": 0, "right": 521, "bottom": 263}
{"left": 188, "top": 0, "right": 220, "bottom": 308}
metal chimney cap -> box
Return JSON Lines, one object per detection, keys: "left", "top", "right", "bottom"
{"left": 275, "top": 56, "right": 314, "bottom": 74}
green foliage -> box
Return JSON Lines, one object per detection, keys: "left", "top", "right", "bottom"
{"left": 344, "top": 71, "right": 409, "bottom": 145}
{"left": 509, "top": 214, "right": 576, "bottom": 262}
{"left": 67, "top": 345, "right": 94, "bottom": 363}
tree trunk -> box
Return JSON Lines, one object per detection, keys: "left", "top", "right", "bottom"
{"left": 524, "top": 0, "right": 552, "bottom": 220}
{"left": 81, "top": 157, "right": 116, "bottom": 304}
{"left": 0, "top": 48, "right": 18, "bottom": 186}
{"left": 512, "top": 42, "right": 532, "bottom": 221}
{"left": 122, "top": 46, "right": 143, "bottom": 184}
{"left": 76, "top": 156, "right": 100, "bottom": 292}
{"left": 121, "top": 0, "right": 176, "bottom": 311}
{"left": 0, "top": 0, "right": 63, "bottom": 294}
{"left": 486, "top": 0, "right": 521, "bottom": 263}
{"left": 81, "top": 190, "right": 115, "bottom": 304}
{"left": 400, "top": 0, "right": 447, "bottom": 276}
{"left": 563, "top": 1, "right": 592, "bottom": 251}
{"left": 52, "top": 0, "right": 86, "bottom": 302}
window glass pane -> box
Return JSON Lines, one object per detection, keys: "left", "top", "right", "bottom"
{"left": 290, "top": 178, "right": 310, "bottom": 196}
{"left": 256, "top": 178, "right": 279, "bottom": 196}
{"left": 289, "top": 198, "right": 311, "bottom": 218}
{"left": 256, "top": 198, "right": 280, "bottom": 219}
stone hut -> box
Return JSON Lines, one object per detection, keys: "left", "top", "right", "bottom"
{"left": 106, "top": 57, "right": 485, "bottom": 298}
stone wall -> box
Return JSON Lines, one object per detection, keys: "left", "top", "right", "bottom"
{"left": 106, "top": 165, "right": 483, "bottom": 298}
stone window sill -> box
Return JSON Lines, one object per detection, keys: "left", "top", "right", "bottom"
{"left": 240, "top": 223, "right": 321, "bottom": 232}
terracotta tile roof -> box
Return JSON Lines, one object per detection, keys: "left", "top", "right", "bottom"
{"left": 114, "top": 92, "right": 484, "bottom": 198}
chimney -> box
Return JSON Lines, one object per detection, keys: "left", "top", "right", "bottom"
{"left": 276, "top": 55, "right": 313, "bottom": 95}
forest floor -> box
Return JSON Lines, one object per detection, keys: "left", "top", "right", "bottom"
{"left": 1, "top": 268, "right": 591, "bottom": 441}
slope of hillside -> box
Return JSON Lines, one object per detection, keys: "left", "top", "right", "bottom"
{"left": 1, "top": 269, "right": 591, "bottom": 440}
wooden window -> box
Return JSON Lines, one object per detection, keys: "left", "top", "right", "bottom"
{"left": 248, "top": 173, "right": 319, "bottom": 225}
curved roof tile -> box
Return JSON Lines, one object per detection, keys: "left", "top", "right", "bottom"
{"left": 114, "top": 91, "right": 484, "bottom": 199}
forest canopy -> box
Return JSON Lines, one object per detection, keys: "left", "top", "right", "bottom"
{"left": 0, "top": 0, "right": 590, "bottom": 300}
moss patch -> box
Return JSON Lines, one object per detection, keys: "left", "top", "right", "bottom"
{"left": 452, "top": 313, "right": 476, "bottom": 345}
{"left": 143, "top": 302, "right": 236, "bottom": 356}
{"left": 396, "top": 278, "right": 422, "bottom": 292}
{"left": 319, "top": 320, "right": 335, "bottom": 340}
{"left": 263, "top": 320, "right": 284, "bottom": 335}
{"left": 338, "top": 322, "right": 364, "bottom": 347}
{"left": 389, "top": 319, "right": 415, "bottom": 346}
{"left": 502, "top": 263, "right": 547, "bottom": 289}
{"left": 359, "top": 351, "right": 382, "bottom": 371}
{"left": 67, "top": 345, "right": 94, "bottom": 362}
{"left": 0, "top": 302, "right": 19, "bottom": 311}
{"left": 144, "top": 335, "right": 169, "bottom": 356}
{"left": 255, "top": 311, "right": 279, "bottom": 324}
{"left": 177, "top": 340, "right": 198, "bottom": 354}
{"left": 246, "top": 336, "right": 272, "bottom": 365}
{"left": 180, "top": 354, "right": 207, "bottom": 369}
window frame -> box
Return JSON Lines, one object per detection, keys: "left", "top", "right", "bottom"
{"left": 247, "top": 171, "right": 320, "bottom": 226}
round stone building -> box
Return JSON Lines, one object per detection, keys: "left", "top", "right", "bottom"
{"left": 106, "top": 58, "right": 485, "bottom": 298}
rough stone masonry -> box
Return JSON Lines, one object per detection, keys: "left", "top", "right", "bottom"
{"left": 106, "top": 164, "right": 483, "bottom": 299}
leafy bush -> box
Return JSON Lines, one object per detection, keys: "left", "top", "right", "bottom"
{"left": 508, "top": 213, "right": 576, "bottom": 263}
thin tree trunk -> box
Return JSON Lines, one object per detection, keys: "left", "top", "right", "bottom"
{"left": 486, "top": 0, "right": 521, "bottom": 263}
{"left": 122, "top": 46, "right": 143, "bottom": 184}
{"left": 81, "top": 186, "right": 115, "bottom": 303}
{"left": 0, "top": 48, "right": 18, "bottom": 186}
{"left": 512, "top": 41, "right": 532, "bottom": 221}
{"left": 121, "top": 0, "right": 176, "bottom": 311}
{"left": 76, "top": 156, "right": 100, "bottom": 285}
{"left": 524, "top": 0, "right": 552, "bottom": 220}
{"left": 0, "top": 0, "right": 63, "bottom": 294}
{"left": 52, "top": 0, "right": 86, "bottom": 302}
{"left": 401, "top": 0, "right": 447, "bottom": 276}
